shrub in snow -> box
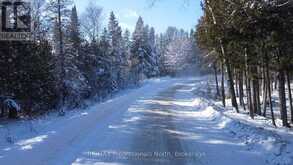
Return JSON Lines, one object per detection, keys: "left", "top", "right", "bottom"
{"left": 2, "top": 99, "right": 21, "bottom": 119}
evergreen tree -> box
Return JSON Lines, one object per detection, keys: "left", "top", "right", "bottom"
{"left": 47, "top": 0, "right": 73, "bottom": 114}
{"left": 97, "top": 28, "right": 113, "bottom": 96}
{"left": 130, "top": 16, "right": 145, "bottom": 84}
{"left": 123, "top": 29, "right": 131, "bottom": 60}
{"left": 68, "top": 6, "right": 81, "bottom": 49}
{"left": 0, "top": 41, "right": 58, "bottom": 116}
{"left": 145, "top": 26, "right": 159, "bottom": 77}
{"left": 63, "top": 6, "right": 89, "bottom": 108}
{"left": 108, "top": 11, "right": 126, "bottom": 89}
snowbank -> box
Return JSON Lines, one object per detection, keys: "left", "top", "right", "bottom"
{"left": 196, "top": 98, "right": 293, "bottom": 165}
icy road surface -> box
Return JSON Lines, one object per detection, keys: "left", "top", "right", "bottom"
{"left": 0, "top": 77, "right": 290, "bottom": 165}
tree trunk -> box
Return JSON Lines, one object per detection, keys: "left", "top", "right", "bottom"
{"left": 246, "top": 69, "right": 254, "bottom": 119}
{"left": 264, "top": 54, "right": 276, "bottom": 126}
{"left": 278, "top": 69, "right": 290, "bottom": 127}
{"left": 251, "top": 73, "right": 257, "bottom": 115}
{"left": 225, "top": 58, "right": 239, "bottom": 112}
{"left": 286, "top": 70, "right": 293, "bottom": 123}
{"left": 239, "top": 71, "right": 245, "bottom": 110}
{"left": 221, "top": 61, "right": 226, "bottom": 107}
{"left": 256, "top": 74, "right": 261, "bottom": 115}
{"left": 245, "top": 47, "right": 253, "bottom": 117}
{"left": 235, "top": 71, "right": 239, "bottom": 97}
{"left": 262, "top": 68, "right": 268, "bottom": 117}
{"left": 244, "top": 69, "right": 249, "bottom": 112}
{"left": 267, "top": 69, "right": 276, "bottom": 126}
{"left": 214, "top": 63, "right": 220, "bottom": 97}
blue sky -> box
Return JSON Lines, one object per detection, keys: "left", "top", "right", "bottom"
{"left": 73, "top": 0, "right": 203, "bottom": 33}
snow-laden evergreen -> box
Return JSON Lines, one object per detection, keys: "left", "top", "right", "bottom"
{"left": 0, "top": 3, "right": 200, "bottom": 118}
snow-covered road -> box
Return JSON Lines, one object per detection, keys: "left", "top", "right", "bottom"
{"left": 0, "top": 77, "right": 292, "bottom": 165}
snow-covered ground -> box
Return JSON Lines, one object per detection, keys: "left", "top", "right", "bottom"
{"left": 0, "top": 77, "right": 292, "bottom": 165}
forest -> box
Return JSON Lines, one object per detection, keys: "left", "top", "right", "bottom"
{"left": 0, "top": 0, "right": 198, "bottom": 119}
{"left": 196, "top": 0, "right": 293, "bottom": 127}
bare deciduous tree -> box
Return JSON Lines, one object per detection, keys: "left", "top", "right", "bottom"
{"left": 80, "top": 2, "right": 103, "bottom": 42}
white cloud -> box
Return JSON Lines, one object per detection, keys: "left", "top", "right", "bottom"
{"left": 123, "top": 9, "right": 139, "bottom": 19}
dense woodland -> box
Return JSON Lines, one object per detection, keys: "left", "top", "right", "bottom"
{"left": 196, "top": 0, "right": 293, "bottom": 127}
{"left": 0, "top": 0, "right": 198, "bottom": 118}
